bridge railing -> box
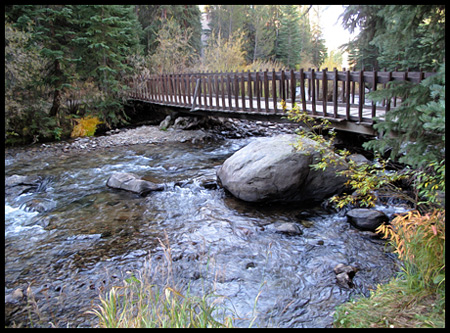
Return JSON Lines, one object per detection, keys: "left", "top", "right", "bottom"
{"left": 128, "top": 68, "right": 436, "bottom": 124}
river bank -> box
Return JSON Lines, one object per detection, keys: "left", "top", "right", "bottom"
{"left": 5, "top": 117, "right": 300, "bottom": 161}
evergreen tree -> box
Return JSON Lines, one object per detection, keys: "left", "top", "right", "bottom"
{"left": 206, "top": 5, "right": 248, "bottom": 40}
{"left": 248, "top": 5, "right": 277, "bottom": 62}
{"left": 136, "top": 5, "right": 201, "bottom": 58}
{"left": 371, "top": 5, "right": 445, "bottom": 71}
{"left": 275, "top": 5, "right": 303, "bottom": 68}
{"left": 309, "top": 7, "right": 328, "bottom": 69}
{"left": 340, "top": 5, "right": 384, "bottom": 70}
{"left": 6, "top": 5, "right": 142, "bottom": 141}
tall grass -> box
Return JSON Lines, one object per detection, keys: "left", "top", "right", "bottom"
{"left": 334, "top": 209, "right": 445, "bottom": 328}
{"left": 88, "top": 237, "right": 235, "bottom": 328}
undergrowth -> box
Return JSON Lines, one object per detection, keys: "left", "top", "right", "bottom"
{"left": 88, "top": 236, "right": 236, "bottom": 328}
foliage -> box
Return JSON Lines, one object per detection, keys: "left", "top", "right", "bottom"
{"left": 330, "top": 157, "right": 412, "bottom": 209}
{"left": 248, "top": 6, "right": 277, "bottom": 63}
{"left": 89, "top": 237, "right": 234, "bottom": 328}
{"left": 285, "top": 102, "right": 443, "bottom": 211}
{"left": 194, "top": 30, "right": 247, "bottom": 72}
{"left": 365, "top": 65, "right": 445, "bottom": 168}
{"left": 136, "top": 5, "right": 202, "bottom": 57}
{"left": 341, "top": 5, "right": 445, "bottom": 71}
{"left": 5, "top": 18, "right": 53, "bottom": 145}
{"left": 5, "top": 5, "right": 141, "bottom": 144}
{"left": 70, "top": 116, "right": 103, "bottom": 138}
{"left": 321, "top": 50, "right": 344, "bottom": 70}
{"left": 149, "top": 18, "right": 195, "bottom": 74}
{"left": 333, "top": 277, "right": 445, "bottom": 328}
{"left": 334, "top": 209, "right": 445, "bottom": 328}
{"left": 275, "top": 5, "right": 305, "bottom": 69}
{"left": 377, "top": 210, "right": 445, "bottom": 291}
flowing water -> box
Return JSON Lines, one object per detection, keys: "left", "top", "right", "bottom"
{"left": 5, "top": 137, "right": 405, "bottom": 328}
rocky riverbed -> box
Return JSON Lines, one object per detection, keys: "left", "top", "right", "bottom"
{"left": 5, "top": 117, "right": 299, "bottom": 161}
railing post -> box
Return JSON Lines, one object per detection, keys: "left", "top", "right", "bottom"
{"left": 241, "top": 71, "right": 246, "bottom": 111}
{"left": 208, "top": 73, "right": 213, "bottom": 109}
{"left": 272, "top": 69, "right": 277, "bottom": 113}
{"left": 385, "top": 70, "right": 392, "bottom": 112}
{"left": 311, "top": 68, "right": 316, "bottom": 115}
{"left": 190, "top": 77, "right": 198, "bottom": 110}
{"left": 333, "top": 67, "right": 338, "bottom": 118}
{"left": 264, "top": 69, "right": 269, "bottom": 112}
{"left": 371, "top": 69, "right": 377, "bottom": 118}
{"left": 300, "top": 68, "right": 306, "bottom": 112}
{"left": 248, "top": 70, "right": 253, "bottom": 111}
{"left": 255, "top": 70, "right": 261, "bottom": 112}
{"left": 280, "top": 69, "right": 286, "bottom": 103}
{"left": 227, "top": 72, "right": 232, "bottom": 110}
{"left": 345, "top": 69, "right": 351, "bottom": 120}
{"left": 358, "top": 68, "right": 364, "bottom": 122}
{"left": 290, "top": 69, "right": 296, "bottom": 107}
{"left": 322, "top": 68, "right": 328, "bottom": 117}
{"left": 234, "top": 70, "right": 239, "bottom": 110}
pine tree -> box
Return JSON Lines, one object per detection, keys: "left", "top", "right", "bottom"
{"left": 6, "top": 5, "right": 142, "bottom": 138}
{"left": 249, "top": 5, "right": 276, "bottom": 62}
{"left": 275, "top": 5, "right": 303, "bottom": 68}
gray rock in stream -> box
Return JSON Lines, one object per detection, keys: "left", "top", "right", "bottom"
{"left": 346, "top": 208, "right": 388, "bottom": 231}
{"left": 106, "top": 172, "right": 164, "bottom": 196}
{"left": 216, "top": 134, "right": 347, "bottom": 203}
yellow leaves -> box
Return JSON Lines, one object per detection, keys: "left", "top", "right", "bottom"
{"left": 376, "top": 209, "right": 445, "bottom": 270}
{"left": 71, "top": 115, "right": 103, "bottom": 138}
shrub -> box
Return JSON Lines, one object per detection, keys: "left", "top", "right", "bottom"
{"left": 70, "top": 115, "right": 103, "bottom": 138}
{"left": 376, "top": 210, "right": 445, "bottom": 292}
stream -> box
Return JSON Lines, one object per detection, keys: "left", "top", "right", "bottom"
{"left": 5, "top": 136, "right": 406, "bottom": 327}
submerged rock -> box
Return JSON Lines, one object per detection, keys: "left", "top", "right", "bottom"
{"left": 346, "top": 208, "right": 388, "bottom": 231}
{"left": 216, "top": 134, "right": 347, "bottom": 203}
{"left": 106, "top": 172, "right": 164, "bottom": 196}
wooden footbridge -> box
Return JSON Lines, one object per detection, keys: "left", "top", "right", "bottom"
{"left": 127, "top": 68, "right": 435, "bottom": 136}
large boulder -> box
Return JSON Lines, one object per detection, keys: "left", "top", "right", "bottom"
{"left": 216, "top": 134, "right": 347, "bottom": 203}
{"left": 106, "top": 172, "right": 164, "bottom": 196}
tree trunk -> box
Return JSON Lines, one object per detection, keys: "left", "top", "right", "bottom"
{"left": 49, "top": 59, "right": 61, "bottom": 118}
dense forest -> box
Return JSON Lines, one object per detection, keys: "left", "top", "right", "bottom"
{"left": 5, "top": 5, "right": 445, "bottom": 147}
